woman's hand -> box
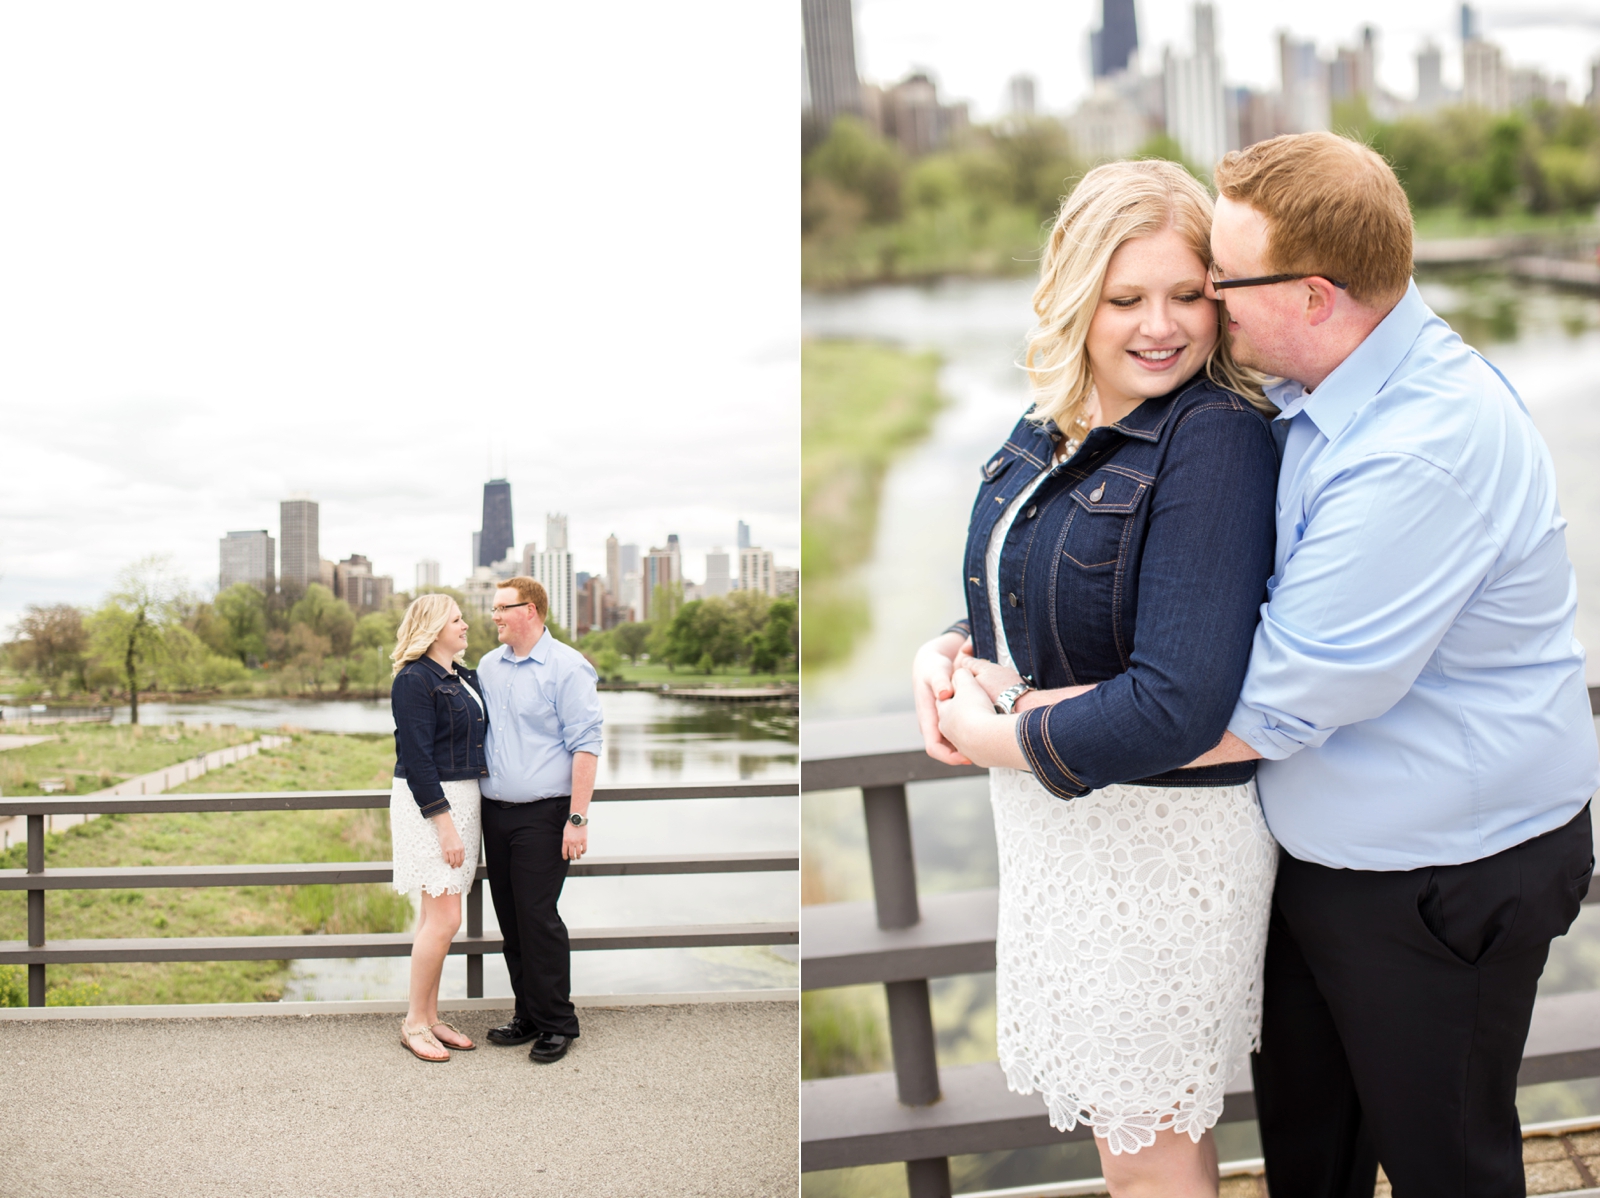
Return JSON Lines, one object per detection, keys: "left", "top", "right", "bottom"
{"left": 936, "top": 669, "right": 1027, "bottom": 770}
{"left": 952, "top": 652, "right": 1024, "bottom": 705}
{"left": 913, "top": 631, "right": 972, "bottom": 765}
{"left": 431, "top": 812, "right": 465, "bottom": 869}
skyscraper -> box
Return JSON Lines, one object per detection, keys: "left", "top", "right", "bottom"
{"left": 605, "top": 534, "right": 620, "bottom": 597}
{"left": 802, "top": 0, "right": 861, "bottom": 130}
{"left": 1164, "top": 4, "right": 1228, "bottom": 170}
{"left": 219, "top": 530, "right": 275, "bottom": 594}
{"left": 279, "top": 496, "right": 320, "bottom": 595}
{"left": 478, "top": 479, "right": 514, "bottom": 568}
{"left": 705, "top": 550, "right": 731, "bottom": 598}
{"left": 416, "top": 560, "right": 441, "bottom": 591}
{"left": 530, "top": 548, "right": 576, "bottom": 635}
{"left": 546, "top": 512, "right": 568, "bottom": 553}
{"left": 738, "top": 547, "right": 776, "bottom": 597}
{"left": 736, "top": 521, "right": 751, "bottom": 550}
{"left": 1091, "top": 0, "right": 1139, "bottom": 79}
{"left": 642, "top": 544, "right": 682, "bottom": 622}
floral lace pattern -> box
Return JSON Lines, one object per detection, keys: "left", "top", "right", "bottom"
{"left": 989, "top": 768, "right": 1277, "bottom": 1153}
{"left": 389, "top": 777, "right": 482, "bottom": 897}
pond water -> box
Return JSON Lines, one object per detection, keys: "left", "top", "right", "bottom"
{"left": 142, "top": 692, "right": 798, "bottom": 1000}
{"left": 801, "top": 272, "right": 1600, "bottom": 1190}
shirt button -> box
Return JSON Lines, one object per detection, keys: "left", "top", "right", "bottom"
{"left": 1008, "top": 593, "right": 1018, "bottom": 607}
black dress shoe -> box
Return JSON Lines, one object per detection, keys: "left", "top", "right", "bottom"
{"left": 486, "top": 1016, "right": 537, "bottom": 1046}
{"left": 528, "top": 1032, "right": 572, "bottom": 1063}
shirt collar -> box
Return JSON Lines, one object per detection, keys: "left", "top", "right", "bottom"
{"left": 1275, "top": 279, "right": 1431, "bottom": 439}
{"left": 502, "top": 627, "right": 551, "bottom": 665}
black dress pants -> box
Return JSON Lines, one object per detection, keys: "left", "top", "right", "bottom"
{"left": 1253, "top": 803, "right": 1593, "bottom": 1198}
{"left": 482, "top": 796, "right": 580, "bottom": 1038}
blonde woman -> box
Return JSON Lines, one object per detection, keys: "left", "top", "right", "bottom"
{"left": 389, "top": 593, "right": 487, "bottom": 1062}
{"left": 913, "top": 159, "right": 1280, "bottom": 1197}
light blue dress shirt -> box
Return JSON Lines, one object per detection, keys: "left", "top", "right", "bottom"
{"left": 1227, "top": 281, "right": 1599, "bottom": 870}
{"left": 477, "top": 630, "right": 604, "bottom": 802}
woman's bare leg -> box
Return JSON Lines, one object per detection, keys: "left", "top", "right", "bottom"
{"left": 1097, "top": 1127, "right": 1218, "bottom": 1198}
{"left": 405, "top": 890, "right": 460, "bottom": 1051}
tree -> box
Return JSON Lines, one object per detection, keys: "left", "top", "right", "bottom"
{"left": 8, "top": 605, "right": 89, "bottom": 692}
{"left": 213, "top": 583, "right": 268, "bottom": 665}
{"left": 613, "top": 621, "right": 652, "bottom": 663}
{"left": 91, "top": 557, "right": 180, "bottom": 723}
{"left": 288, "top": 584, "right": 356, "bottom": 657}
{"left": 750, "top": 598, "right": 798, "bottom": 673}
{"left": 285, "top": 624, "right": 333, "bottom": 693}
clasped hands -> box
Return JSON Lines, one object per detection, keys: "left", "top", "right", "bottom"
{"left": 912, "top": 635, "right": 1030, "bottom": 769}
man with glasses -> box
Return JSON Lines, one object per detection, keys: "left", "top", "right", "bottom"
{"left": 475, "top": 575, "right": 603, "bottom": 1063}
{"left": 1187, "top": 133, "right": 1597, "bottom": 1196}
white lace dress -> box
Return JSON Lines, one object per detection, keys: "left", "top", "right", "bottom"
{"left": 986, "top": 458, "right": 1278, "bottom": 1155}
{"left": 389, "top": 679, "right": 484, "bottom": 898}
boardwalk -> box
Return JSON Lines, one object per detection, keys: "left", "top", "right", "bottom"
{"left": 0, "top": 996, "right": 796, "bottom": 1197}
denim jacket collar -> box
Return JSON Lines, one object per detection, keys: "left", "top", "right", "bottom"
{"left": 412, "top": 654, "right": 462, "bottom": 680}
{"left": 1298, "top": 280, "right": 1430, "bottom": 442}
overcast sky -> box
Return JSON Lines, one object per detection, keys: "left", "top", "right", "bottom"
{"left": 0, "top": 3, "right": 796, "bottom": 630}
{"left": 856, "top": 0, "right": 1600, "bottom": 122}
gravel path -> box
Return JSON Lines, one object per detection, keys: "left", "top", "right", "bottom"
{"left": 0, "top": 1002, "right": 797, "bottom": 1197}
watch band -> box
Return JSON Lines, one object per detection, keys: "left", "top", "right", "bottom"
{"left": 994, "top": 682, "right": 1032, "bottom": 715}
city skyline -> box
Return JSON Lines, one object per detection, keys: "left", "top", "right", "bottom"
{"left": 0, "top": 3, "right": 796, "bottom": 635}
{"left": 850, "top": 0, "right": 1600, "bottom": 123}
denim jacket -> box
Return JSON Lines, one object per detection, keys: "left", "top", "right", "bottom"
{"left": 392, "top": 655, "right": 489, "bottom": 818}
{"left": 954, "top": 376, "right": 1277, "bottom": 799}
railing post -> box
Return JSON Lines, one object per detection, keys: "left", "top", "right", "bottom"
{"left": 466, "top": 868, "right": 483, "bottom": 999}
{"left": 861, "top": 783, "right": 948, "bottom": 1198}
{"left": 26, "top": 812, "right": 45, "bottom": 1007}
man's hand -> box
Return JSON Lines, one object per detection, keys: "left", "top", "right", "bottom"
{"left": 913, "top": 631, "right": 972, "bottom": 765}
{"left": 562, "top": 823, "right": 587, "bottom": 862}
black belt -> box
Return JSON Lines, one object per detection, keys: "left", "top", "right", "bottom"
{"left": 484, "top": 795, "right": 571, "bottom": 809}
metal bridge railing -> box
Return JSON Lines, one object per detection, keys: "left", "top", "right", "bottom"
{"left": 2, "top": 781, "right": 799, "bottom": 1008}
{"left": 800, "top": 711, "right": 1600, "bottom": 1198}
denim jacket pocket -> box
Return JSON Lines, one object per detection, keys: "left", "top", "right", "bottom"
{"left": 1062, "top": 471, "right": 1150, "bottom": 570}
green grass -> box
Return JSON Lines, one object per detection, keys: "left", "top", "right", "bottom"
{"left": 612, "top": 664, "right": 797, "bottom": 687}
{"left": 803, "top": 200, "right": 1047, "bottom": 290}
{"left": 802, "top": 339, "right": 947, "bottom": 673}
{"left": 0, "top": 722, "right": 259, "bottom": 796}
{"left": 1412, "top": 206, "right": 1599, "bottom": 239}
{"left": 0, "top": 731, "right": 408, "bottom": 1006}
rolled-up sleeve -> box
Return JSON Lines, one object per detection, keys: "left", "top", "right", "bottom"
{"left": 1227, "top": 452, "right": 1501, "bottom": 760}
{"left": 556, "top": 655, "right": 604, "bottom": 756}
{"left": 1018, "top": 405, "right": 1278, "bottom": 798}
{"left": 391, "top": 670, "right": 450, "bottom": 818}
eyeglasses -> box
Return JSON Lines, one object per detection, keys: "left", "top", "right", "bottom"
{"left": 1209, "top": 268, "right": 1347, "bottom": 292}
{"left": 490, "top": 602, "right": 529, "bottom": 615}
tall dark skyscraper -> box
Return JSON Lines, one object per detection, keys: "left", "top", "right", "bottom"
{"left": 478, "top": 479, "right": 514, "bottom": 568}
{"left": 802, "top": 0, "right": 862, "bottom": 130}
{"left": 1091, "top": 0, "right": 1139, "bottom": 79}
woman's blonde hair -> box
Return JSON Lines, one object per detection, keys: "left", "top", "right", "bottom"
{"left": 390, "top": 593, "right": 462, "bottom": 678}
{"left": 1025, "top": 158, "right": 1271, "bottom": 435}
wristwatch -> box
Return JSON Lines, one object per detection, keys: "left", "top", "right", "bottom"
{"left": 568, "top": 812, "right": 589, "bottom": 827}
{"left": 994, "top": 682, "right": 1033, "bottom": 715}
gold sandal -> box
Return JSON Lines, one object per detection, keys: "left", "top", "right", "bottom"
{"left": 400, "top": 1022, "right": 449, "bottom": 1062}
{"left": 430, "top": 1020, "right": 476, "bottom": 1050}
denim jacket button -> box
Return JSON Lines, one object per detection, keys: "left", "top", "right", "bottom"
{"left": 1089, "top": 483, "right": 1106, "bottom": 502}
{"left": 1025, "top": 505, "right": 1037, "bottom": 519}
{"left": 1008, "top": 593, "right": 1018, "bottom": 607}
{"left": 983, "top": 456, "right": 1003, "bottom": 479}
